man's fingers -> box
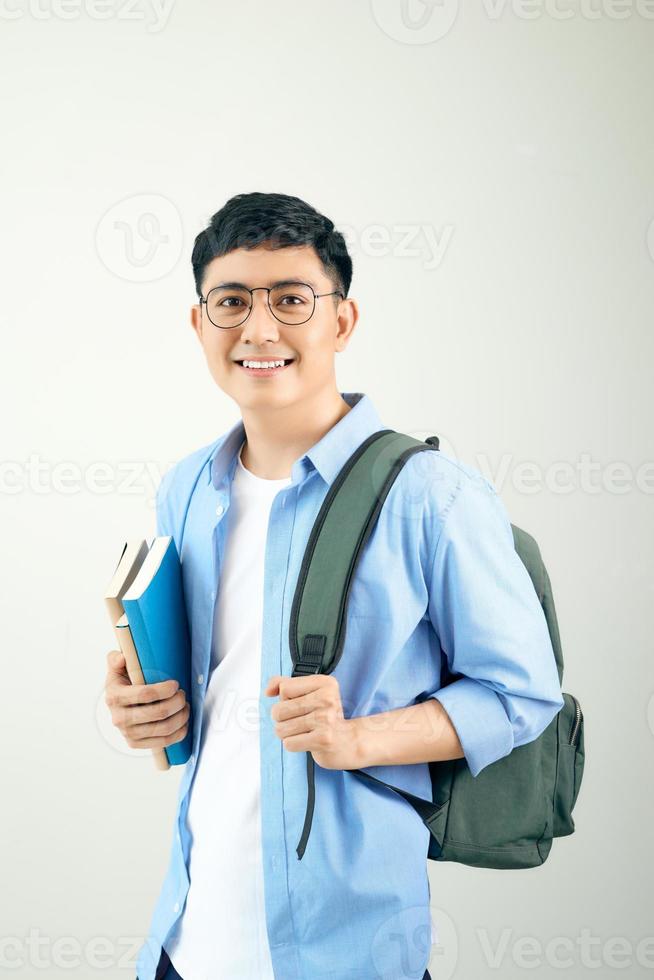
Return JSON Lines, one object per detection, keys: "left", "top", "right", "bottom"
{"left": 120, "top": 678, "right": 181, "bottom": 705}
{"left": 126, "top": 701, "right": 191, "bottom": 742}
{"left": 110, "top": 689, "right": 187, "bottom": 729}
{"left": 104, "top": 650, "right": 181, "bottom": 707}
{"left": 104, "top": 650, "right": 189, "bottom": 750}
{"left": 125, "top": 718, "right": 190, "bottom": 751}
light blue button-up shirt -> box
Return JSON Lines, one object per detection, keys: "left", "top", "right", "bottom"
{"left": 136, "top": 391, "right": 564, "bottom": 980}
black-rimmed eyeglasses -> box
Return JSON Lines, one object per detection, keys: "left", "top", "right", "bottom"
{"left": 199, "top": 281, "right": 344, "bottom": 329}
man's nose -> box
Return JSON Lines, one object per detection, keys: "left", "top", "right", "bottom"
{"left": 239, "top": 290, "right": 281, "bottom": 343}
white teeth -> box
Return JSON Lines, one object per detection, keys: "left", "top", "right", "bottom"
{"left": 241, "top": 359, "right": 287, "bottom": 369}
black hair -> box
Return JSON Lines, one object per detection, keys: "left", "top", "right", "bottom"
{"left": 191, "top": 191, "right": 353, "bottom": 301}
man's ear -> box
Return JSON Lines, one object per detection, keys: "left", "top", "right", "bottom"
{"left": 335, "top": 296, "right": 359, "bottom": 353}
{"left": 190, "top": 303, "right": 203, "bottom": 343}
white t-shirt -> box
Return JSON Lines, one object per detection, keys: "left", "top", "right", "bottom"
{"left": 165, "top": 442, "right": 292, "bottom": 980}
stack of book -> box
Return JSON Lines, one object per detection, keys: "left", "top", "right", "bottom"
{"left": 103, "top": 537, "right": 193, "bottom": 769}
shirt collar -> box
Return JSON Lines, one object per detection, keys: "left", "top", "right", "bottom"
{"left": 208, "top": 392, "right": 388, "bottom": 490}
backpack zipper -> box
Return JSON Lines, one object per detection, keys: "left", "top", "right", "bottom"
{"left": 568, "top": 694, "right": 582, "bottom": 746}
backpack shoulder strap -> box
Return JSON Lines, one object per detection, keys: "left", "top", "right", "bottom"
{"left": 511, "top": 524, "right": 563, "bottom": 687}
{"left": 289, "top": 428, "right": 436, "bottom": 677}
{"left": 289, "top": 427, "right": 439, "bottom": 859}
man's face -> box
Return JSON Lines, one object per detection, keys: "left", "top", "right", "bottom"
{"left": 190, "top": 244, "right": 358, "bottom": 413}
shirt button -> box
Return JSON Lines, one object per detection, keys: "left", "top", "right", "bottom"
{"left": 173, "top": 902, "right": 179, "bottom": 913}
{"left": 197, "top": 673, "right": 204, "bottom": 685}
{"left": 215, "top": 504, "right": 224, "bottom": 516}
{"left": 271, "top": 855, "right": 278, "bottom": 870}
{"left": 189, "top": 755, "right": 195, "bottom": 766}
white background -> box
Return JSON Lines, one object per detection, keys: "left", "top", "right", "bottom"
{"left": 1, "top": 1, "right": 653, "bottom": 976}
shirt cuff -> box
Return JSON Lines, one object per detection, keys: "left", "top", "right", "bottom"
{"left": 429, "top": 676, "right": 515, "bottom": 777}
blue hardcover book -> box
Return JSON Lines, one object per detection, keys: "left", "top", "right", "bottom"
{"left": 121, "top": 536, "right": 193, "bottom": 766}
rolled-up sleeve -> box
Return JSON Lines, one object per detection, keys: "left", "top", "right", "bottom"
{"left": 426, "top": 471, "right": 564, "bottom": 777}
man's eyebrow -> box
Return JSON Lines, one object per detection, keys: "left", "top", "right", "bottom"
{"left": 211, "top": 278, "right": 319, "bottom": 291}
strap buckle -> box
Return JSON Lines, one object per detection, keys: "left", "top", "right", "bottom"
{"left": 293, "top": 633, "right": 326, "bottom": 676}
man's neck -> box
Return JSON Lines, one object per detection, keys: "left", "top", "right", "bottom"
{"left": 239, "top": 389, "right": 353, "bottom": 479}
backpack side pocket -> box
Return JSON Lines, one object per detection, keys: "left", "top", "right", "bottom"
{"left": 552, "top": 692, "right": 584, "bottom": 837}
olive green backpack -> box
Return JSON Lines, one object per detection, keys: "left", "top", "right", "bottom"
{"left": 290, "top": 429, "right": 585, "bottom": 868}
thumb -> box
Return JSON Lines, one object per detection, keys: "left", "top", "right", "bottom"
{"left": 107, "top": 649, "right": 131, "bottom": 685}
{"left": 264, "top": 675, "right": 281, "bottom": 697}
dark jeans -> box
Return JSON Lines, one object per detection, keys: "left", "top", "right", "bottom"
{"left": 153, "top": 946, "right": 182, "bottom": 979}
{"left": 144, "top": 947, "right": 180, "bottom": 980}
{"left": 149, "top": 945, "right": 432, "bottom": 979}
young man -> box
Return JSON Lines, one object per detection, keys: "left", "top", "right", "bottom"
{"left": 104, "top": 192, "right": 564, "bottom": 980}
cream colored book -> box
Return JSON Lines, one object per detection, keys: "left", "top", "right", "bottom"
{"left": 103, "top": 539, "right": 170, "bottom": 771}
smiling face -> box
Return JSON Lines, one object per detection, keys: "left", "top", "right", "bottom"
{"left": 190, "top": 243, "right": 359, "bottom": 414}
